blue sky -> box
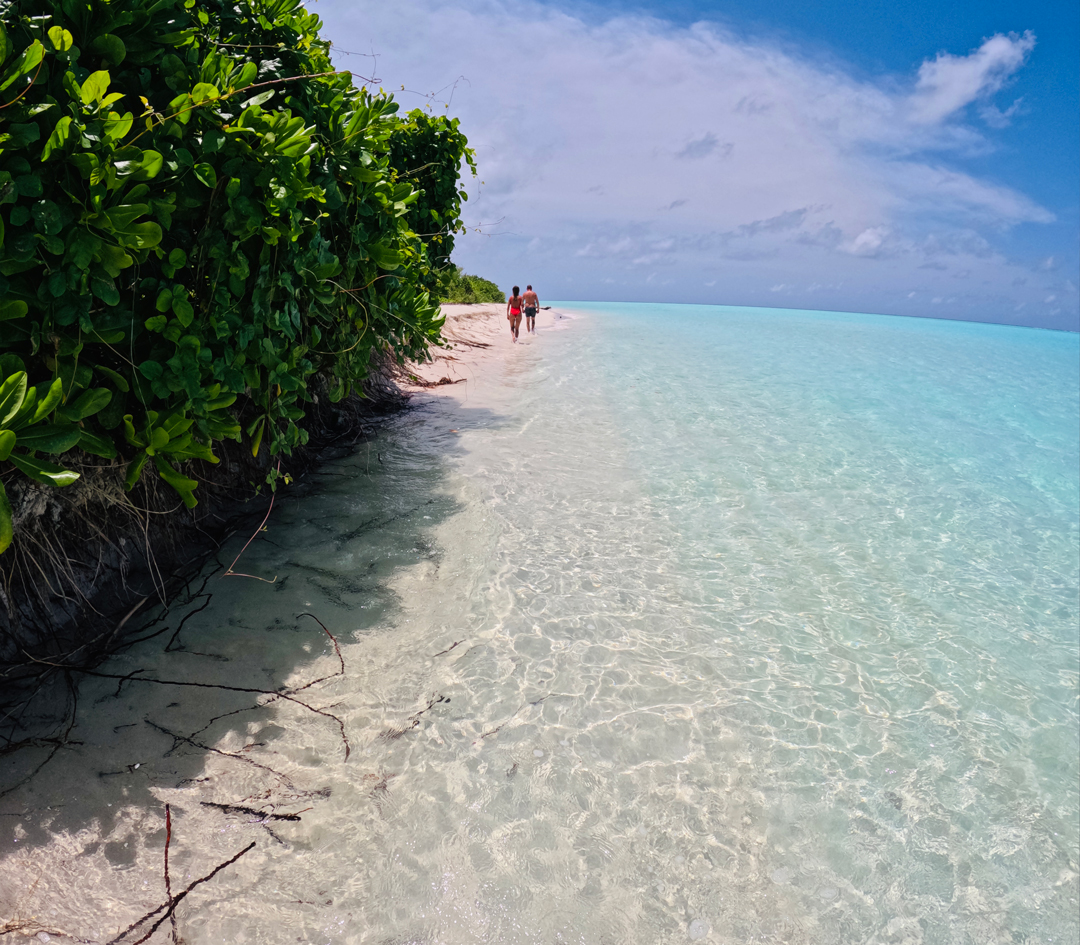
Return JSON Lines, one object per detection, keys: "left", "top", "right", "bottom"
{"left": 318, "top": 0, "right": 1079, "bottom": 330}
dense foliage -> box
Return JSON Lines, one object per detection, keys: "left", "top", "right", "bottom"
{"left": 0, "top": 0, "right": 475, "bottom": 551}
{"left": 442, "top": 267, "right": 504, "bottom": 303}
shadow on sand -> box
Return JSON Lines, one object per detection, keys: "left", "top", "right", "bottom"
{"left": 0, "top": 398, "right": 503, "bottom": 941}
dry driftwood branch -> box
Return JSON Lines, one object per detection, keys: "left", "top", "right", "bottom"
{"left": 146, "top": 720, "right": 296, "bottom": 787}
{"left": 164, "top": 804, "right": 177, "bottom": 944}
{"left": 105, "top": 841, "right": 256, "bottom": 945}
{"left": 19, "top": 655, "right": 351, "bottom": 760}
{"left": 200, "top": 800, "right": 303, "bottom": 821}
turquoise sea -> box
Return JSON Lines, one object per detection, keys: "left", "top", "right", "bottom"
{"left": 1, "top": 303, "right": 1077, "bottom": 944}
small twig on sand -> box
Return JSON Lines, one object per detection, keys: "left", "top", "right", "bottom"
{"left": 223, "top": 461, "right": 281, "bottom": 582}
{"left": 200, "top": 800, "right": 303, "bottom": 821}
{"left": 476, "top": 695, "right": 547, "bottom": 743}
{"left": 380, "top": 693, "right": 450, "bottom": 740}
{"left": 147, "top": 720, "right": 295, "bottom": 787}
{"left": 298, "top": 612, "right": 345, "bottom": 675}
{"left": 165, "top": 804, "right": 177, "bottom": 944}
{"left": 17, "top": 654, "right": 351, "bottom": 760}
{"left": 106, "top": 841, "right": 256, "bottom": 944}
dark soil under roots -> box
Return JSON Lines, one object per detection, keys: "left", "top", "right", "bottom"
{"left": 0, "top": 362, "right": 410, "bottom": 744}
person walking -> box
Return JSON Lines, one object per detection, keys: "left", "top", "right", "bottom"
{"left": 523, "top": 285, "right": 539, "bottom": 334}
{"left": 506, "top": 286, "right": 523, "bottom": 342}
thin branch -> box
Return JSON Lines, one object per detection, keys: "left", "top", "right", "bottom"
{"left": 106, "top": 841, "right": 255, "bottom": 945}
{"left": 146, "top": 720, "right": 295, "bottom": 787}
{"left": 0, "top": 58, "right": 44, "bottom": 110}
{"left": 223, "top": 463, "right": 279, "bottom": 582}
{"left": 17, "top": 654, "right": 351, "bottom": 759}
{"left": 164, "top": 804, "right": 177, "bottom": 944}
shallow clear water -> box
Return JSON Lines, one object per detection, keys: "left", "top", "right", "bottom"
{"left": 2, "top": 303, "right": 1077, "bottom": 944}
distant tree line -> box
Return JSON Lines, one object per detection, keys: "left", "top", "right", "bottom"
{"left": 441, "top": 266, "right": 504, "bottom": 304}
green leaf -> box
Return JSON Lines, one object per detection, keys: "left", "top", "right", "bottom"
{"left": 124, "top": 451, "right": 149, "bottom": 490}
{"left": 80, "top": 70, "right": 111, "bottom": 106}
{"left": 172, "top": 297, "right": 194, "bottom": 327}
{"left": 31, "top": 200, "right": 63, "bottom": 236}
{"left": 122, "top": 414, "right": 143, "bottom": 448}
{"left": 149, "top": 426, "right": 170, "bottom": 451}
{"left": 0, "top": 41, "right": 44, "bottom": 93}
{"left": 92, "top": 364, "right": 130, "bottom": 393}
{"left": 0, "top": 354, "right": 25, "bottom": 378}
{"left": 30, "top": 378, "right": 63, "bottom": 423}
{"left": 90, "top": 274, "right": 120, "bottom": 306}
{"left": 41, "top": 116, "right": 73, "bottom": 161}
{"left": 15, "top": 423, "right": 82, "bottom": 454}
{"left": 70, "top": 153, "right": 100, "bottom": 179}
{"left": 130, "top": 150, "right": 163, "bottom": 181}
{"left": 7, "top": 451, "right": 80, "bottom": 486}
{"left": 89, "top": 328, "right": 126, "bottom": 344}
{"left": 190, "top": 82, "right": 220, "bottom": 105}
{"left": 121, "top": 221, "right": 162, "bottom": 249}
{"left": 235, "top": 61, "right": 258, "bottom": 88}
{"left": 0, "top": 429, "right": 15, "bottom": 462}
{"left": 249, "top": 420, "right": 264, "bottom": 457}
{"left": 89, "top": 33, "right": 126, "bottom": 66}
{"left": 0, "top": 371, "right": 27, "bottom": 425}
{"left": 47, "top": 26, "right": 74, "bottom": 53}
{"left": 144, "top": 314, "right": 167, "bottom": 332}
{"left": 0, "top": 299, "right": 27, "bottom": 321}
{"left": 78, "top": 429, "right": 118, "bottom": 459}
{"left": 155, "top": 289, "right": 173, "bottom": 312}
{"left": 168, "top": 248, "right": 187, "bottom": 268}
{"left": 103, "top": 111, "right": 133, "bottom": 142}
{"left": 168, "top": 439, "right": 218, "bottom": 464}
{"left": 193, "top": 163, "right": 217, "bottom": 188}
{"left": 367, "top": 242, "right": 402, "bottom": 269}
{"left": 0, "top": 481, "right": 12, "bottom": 555}
{"left": 241, "top": 89, "right": 275, "bottom": 110}
{"left": 153, "top": 454, "right": 198, "bottom": 507}
{"left": 98, "top": 243, "right": 134, "bottom": 277}
{"left": 103, "top": 203, "right": 149, "bottom": 230}
{"left": 57, "top": 387, "right": 112, "bottom": 421}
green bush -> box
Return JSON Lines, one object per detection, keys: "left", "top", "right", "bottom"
{"left": 441, "top": 266, "right": 504, "bottom": 303}
{"left": 0, "top": 0, "right": 475, "bottom": 551}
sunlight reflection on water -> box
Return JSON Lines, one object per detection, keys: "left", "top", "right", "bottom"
{"left": 1, "top": 304, "right": 1077, "bottom": 945}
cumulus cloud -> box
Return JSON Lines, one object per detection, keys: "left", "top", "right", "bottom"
{"left": 907, "top": 32, "right": 1035, "bottom": 125}
{"left": 317, "top": 1, "right": 1072, "bottom": 328}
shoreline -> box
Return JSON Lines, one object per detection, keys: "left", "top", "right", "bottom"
{"left": 0, "top": 306, "right": 582, "bottom": 938}
{"left": 404, "top": 303, "right": 577, "bottom": 392}
{"left": 0, "top": 305, "right": 573, "bottom": 740}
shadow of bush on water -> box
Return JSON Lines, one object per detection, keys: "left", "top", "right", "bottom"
{"left": 0, "top": 401, "right": 503, "bottom": 940}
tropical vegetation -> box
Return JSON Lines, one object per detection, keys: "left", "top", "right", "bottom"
{"left": 0, "top": 0, "right": 475, "bottom": 553}
{"left": 442, "top": 266, "right": 504, "bottom": 304}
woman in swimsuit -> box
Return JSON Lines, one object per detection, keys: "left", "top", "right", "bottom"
{"left": 506, "top": 286, "right": 523, "bottom": 342}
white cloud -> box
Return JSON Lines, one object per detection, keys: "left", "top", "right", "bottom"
{"left": 848, "top": 227, "right": 889, "bottom": 257}
{"left": 317, "top": 1, "right": 1073, "bottom": 328}
{"left": 980, "top": 97, "right": 1025, "bottom": 128}
{"left": 908, "top": 32, "right": 1035, "bottom": 125}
